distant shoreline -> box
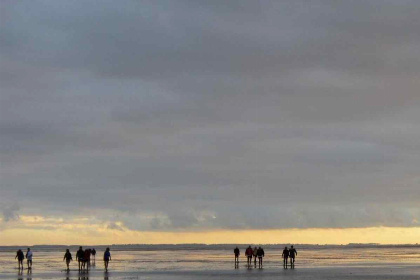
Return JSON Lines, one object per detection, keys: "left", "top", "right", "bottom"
{"left": 1, "top": 243, "right": 419, "bottom": 251}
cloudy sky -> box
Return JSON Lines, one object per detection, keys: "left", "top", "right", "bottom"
{"left": 1, "top": 0, "right": 419, "bottom": 245}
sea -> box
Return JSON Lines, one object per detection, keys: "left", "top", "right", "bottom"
{"left": 0, "top": 244, "right": 419, "bottom": 279}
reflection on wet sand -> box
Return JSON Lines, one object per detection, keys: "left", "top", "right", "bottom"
{"left": 16, "top": 269, "right": 31, "bottom": 280}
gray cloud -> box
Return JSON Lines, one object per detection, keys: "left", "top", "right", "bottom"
{"left": 1, "top": 203, "right": 20, "bottom": 222}
{"left": 1, "top": 0, "right": 420, "bottom": 231}
{"left": 107, "top": 222, "right": 125, "bottom": 231}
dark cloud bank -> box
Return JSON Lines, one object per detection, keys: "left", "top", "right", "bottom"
{"left": 1, "top": 0, "right": 419, "bottom": 231}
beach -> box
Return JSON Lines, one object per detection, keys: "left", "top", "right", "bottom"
{"left": 0, "top": 245, "right": 419, "bottom": 279}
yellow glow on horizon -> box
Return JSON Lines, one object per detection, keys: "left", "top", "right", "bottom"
{"left": 1, "top": 226, "right": 419, "bottom": 246}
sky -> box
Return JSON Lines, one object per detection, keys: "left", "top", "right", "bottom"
{"left": 1, "top": 0, "right": 419, "bottom": 245}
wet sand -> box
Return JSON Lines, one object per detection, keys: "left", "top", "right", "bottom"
{"left": 2, "top": 265, "right": 420, "bottom": 280}
{"left": 1, "top": 246, "right": 419, "bottom": 279}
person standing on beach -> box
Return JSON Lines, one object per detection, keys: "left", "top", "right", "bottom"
{"left": 91, "top": 248, "right": 96, "bottom": 261}
{"left": 234, "top": 247, "right": 240, "bottom": 265}
{"left": 84, "top": 248, "right": 91, "bottom": 270}
{"left": 289, "top": 245, "right": 297, "bottom": 267}
{"left": 63, "top": 249, "right": 72, "bottom": 271}
{"left": 253, "top": 246, "right": 258, "bottom": 266}
{"left": 257, "top": 247, "right": 264, "bottom": 268}
{"left": 282, "top": 247, "right": 289, "bottom": 268}
{"left": 15, "top": 249, "right": 24, "bottom": 270}
{"left": 76, "top": 246, "right": 84, "bottom": 271}
{"left": 26, "top": 248, "right": 33, "bottom": 269}
{"left": 104, "top": 247, "right": 111, "bottom": 272}
{"left": 245, "top": 246, "right": 253, "bottom": 266}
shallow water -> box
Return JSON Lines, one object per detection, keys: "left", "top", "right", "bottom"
{"left": 0, "top": 245, "right": 419, "bottom": 279}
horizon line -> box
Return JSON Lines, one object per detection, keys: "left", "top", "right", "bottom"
{"left": 1, "top": 243, "right": 419, "bottom": 247}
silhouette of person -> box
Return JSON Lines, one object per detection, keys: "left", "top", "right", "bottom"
{"left": 253, "top": 246, "right": 258, "bottom": 266}
{"left": 91, "top": 248, "right": 96, "bottom": 261}
{"left": 76, "top": 246, "right": 84, "bottom": 271}
{"left": 104, "top": 247, "right": 111, "bottom": 272}
{"left": 257, "top": 246, "right": 264, "bottom": 268}
{"left": 282, "top": 246, "right": 289, "bottom": 268}
{"left": 15, "top": 249, "right": 24, "bottom": 270}
{"left": 245, "top": 246, "right": 253, "bottom": 266}
{"left": 25, "top": 248, "right": 33, "bottom": 269}
{"left": 289, "top": 245, "right": 297, "bottom": 268}
{"left": 63, "top": 249, "right": 73, "bottom": 271}
{"left": 234, "top": 246, "right": 240, "bottom": 266}
{"left": 84, "top": 248, "right": 91, "bottom": 270}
